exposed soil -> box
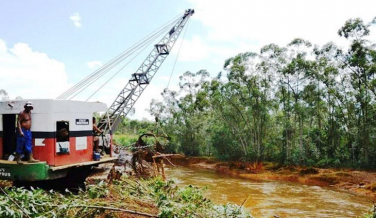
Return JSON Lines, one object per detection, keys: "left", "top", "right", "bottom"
{"left": 171, "top": 156, "right": 376, "bottom": 199}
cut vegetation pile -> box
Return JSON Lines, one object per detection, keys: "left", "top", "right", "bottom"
{"left": 0, "top": 176, "right": 251, "bottom": 218}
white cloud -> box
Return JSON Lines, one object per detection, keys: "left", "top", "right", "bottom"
{"left": 173, "top": 35, "right": 258, "bottom": 64}
{"left": 187, "top": 0, "right": 376, "bottom": 61}
{"left": 87, "top": 61, "right": 103, "bottom": 69}
{"left": 175, "top": 35, "right": 210, "bottom": 61}
{"left": 69, "top": 13, "right": 82, "bottom": 28}
{"left": 0, "top": 39, "right": 70, "bottom": 99}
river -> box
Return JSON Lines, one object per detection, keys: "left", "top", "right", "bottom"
{"left": 165, "top": 166, "right": 372, "bottom": 218}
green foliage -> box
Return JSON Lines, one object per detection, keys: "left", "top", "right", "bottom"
{"left": 87, "top": 180, "right": 109, "bottom": 198}
{"left": 113, "top": 134, "right": 139, "bottom": 147}
{"left": 147, "top": 16, "right": 376, "bottom": 169}
{"left": 115, "top": 118, "right": 155, "bottom": 135}
{"left": 147, "top": 178, "right": 251, "bottom": 218}
{"left": 0, "top": 186, "right": 109, "bottom": 217}
{"left": 210, "top": 125, "right": 244, "bottom": 161}
{"left": 115, "top": 177, "right": 251, "bottom": 217}
{"left": 0, "top": 177, "right": 251, "bottom": 218}
{"left": 338, "top": 18, "right": 370, "bottom": 39}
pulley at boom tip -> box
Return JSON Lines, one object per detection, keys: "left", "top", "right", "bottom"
{"left": 185, "top": 9, "right": 195, "bottom": 16}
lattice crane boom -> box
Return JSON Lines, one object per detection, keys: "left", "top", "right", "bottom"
{"left": 99, "top": 9, "right": 194, "bottom": 133}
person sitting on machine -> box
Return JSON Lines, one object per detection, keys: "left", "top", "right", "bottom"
{"left": 92, "top": 117, "right": 103, "bottom": 153}
{"left": 16, "top": 102, "right": 38, "bottom": 164}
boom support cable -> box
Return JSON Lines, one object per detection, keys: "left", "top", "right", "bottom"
{"left": 60, "top": 17, "right": 179, "bottom": 100}
{"left": 166, "top": 18, "right": 190, "bottom": 89}
{"left": 60, "top": 16, "right": 180, "bottom": 99}
{"left": 98, "top": 9, "right": 195, "bottom": 134}
{"left": 85, "top": 31, "right": 159, "bottom": 101}
{"left": 71, "top": 22, "right": 174, "bottom": 100}
{"left": 57, "top": 13, "right": 182, "bottom": 100}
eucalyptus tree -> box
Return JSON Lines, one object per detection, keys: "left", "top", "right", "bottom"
{"left": 205, "top": 78, "right": 250, "bottom": 160}
{"left": 259, "top": 44, "right": 290, "bottom": 161}
{"left": 150, "top": 70, "right": 211, "bottom": 155}
{"left": 311, "top": 43, "right": 343, "bottom": 161}
{"left": 281, "top": 39, "right": 313, "bottom": 163}
{"left": 221, "top": 51, "right": 277, "bottom": 161}
{"left": 210, "top": 53, "right": 257, "bottom": 159}
{"left": 338, "top": 17, "right": 376, "bottom": 165}
{"left": 144, "top": 16, "right": 376, "bottom": 168}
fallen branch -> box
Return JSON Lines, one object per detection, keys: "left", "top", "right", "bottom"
{"left": 153, "top": 154, "right": 184, "bottom": 167}
{"left": 0, "top": 187, "right": 31, "bottom": 218}
{"left": 152, "top": 154, "right": 184, "bottom": 158}
{"left": 162, "top": 156, "right": 176, "bottom": 166}
{"left": 240, "top": 195, "right": 250, "bottom": 207}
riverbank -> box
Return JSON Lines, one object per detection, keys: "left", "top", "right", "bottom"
{"left": 171, "top": 157, "right": 376, "bottom": 198}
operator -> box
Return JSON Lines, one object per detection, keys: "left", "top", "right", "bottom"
{"left": 93, "top": 117, "right": 103, "bottom": 153}
{"left": 16, "top": 102, "right": 38, "bottom": 164}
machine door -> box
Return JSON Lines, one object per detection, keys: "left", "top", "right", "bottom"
{"left": 56, "top": 121, "right": 70, "bottom": 155}
{"left": 2, "top": 114, "right": 16, "bottom": 159}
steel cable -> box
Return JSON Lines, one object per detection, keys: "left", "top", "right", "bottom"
{"left": 58, "top": 15, "right": 180, "bottom": 99}
{"left": 58, "top": 17, "right": 179, "bottom": 99}
{"left": 69, "top": 25, "right": 170, "bottom": 100}
{"left": 84, "top": 30, "right": 162, "bottom": 101}
{"left": 166, "top": 18, "right": 190, "bottom": 89}
{"left": 57, "top": 13, "right": 182, "bottom": 100}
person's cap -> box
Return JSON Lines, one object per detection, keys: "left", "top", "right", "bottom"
{"left": 24, "top": 101, "right": 34, "bottom": 108}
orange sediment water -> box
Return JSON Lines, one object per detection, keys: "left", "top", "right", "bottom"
{"left": 165, "top": 166, "right": 373, "bottom": 218}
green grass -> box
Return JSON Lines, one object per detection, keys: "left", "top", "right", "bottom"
{"left": 113, "top": 134, "right": 139, "bottom": 147}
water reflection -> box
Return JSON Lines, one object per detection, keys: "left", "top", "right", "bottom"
{"left": 165, "top": 166, "right": 372, "bottom": 218}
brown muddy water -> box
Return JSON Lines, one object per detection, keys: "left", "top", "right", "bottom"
{"left": 165, "top": 166, "right": 373, "bottom": 218}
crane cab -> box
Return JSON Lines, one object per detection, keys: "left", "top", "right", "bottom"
{"left": 0, "top": 99, "right": 116, "bottom": 182}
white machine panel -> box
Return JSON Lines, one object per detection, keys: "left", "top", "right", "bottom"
{"left": 31, "top": 113, "right": 55, "bottom": 132}
{"left": 35, "top": 138, "right": 45, "bottom": 147}
{"left": 76, "top": 137, "right": 88, "bottom": 150}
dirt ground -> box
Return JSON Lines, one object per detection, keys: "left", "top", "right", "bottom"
{"left": 171, "top": 156, "right": 376, "bottom": 199}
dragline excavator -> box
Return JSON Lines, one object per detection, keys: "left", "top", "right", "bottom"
{"left": 59, "top": 8, "right": 194, "bottom": 135}
{"left": 101, "top": 9, "right": 194, "bottom": 135}
{"left": 58, "top": 8, "right": 194, "bottom": 150}
{"left": 0, "top": 9, "right": 194, "bottom": 184}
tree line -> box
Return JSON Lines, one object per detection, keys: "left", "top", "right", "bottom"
{"left": 147, "top": 17, "right": 376, "bottom": 167}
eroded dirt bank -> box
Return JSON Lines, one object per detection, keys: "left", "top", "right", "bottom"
{"left": 171, "top": 157, "right": 376, "bottom": 198}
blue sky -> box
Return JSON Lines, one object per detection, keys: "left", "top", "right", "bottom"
{"left": 1, "top": 0, "right": 375, "bottom": 119}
